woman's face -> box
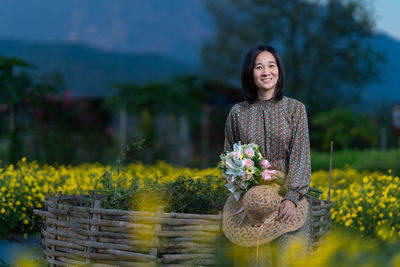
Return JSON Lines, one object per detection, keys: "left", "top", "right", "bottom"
{"left": 253, "top": 51, "right": 279, "bottom": 94}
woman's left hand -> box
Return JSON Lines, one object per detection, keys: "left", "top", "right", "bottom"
{"left": 276, "top": 200, "right": 296, "bottom": 223}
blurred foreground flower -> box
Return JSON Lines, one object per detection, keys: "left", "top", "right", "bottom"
{"left": 218, "top": 228, "right": 400, "bottom": 266}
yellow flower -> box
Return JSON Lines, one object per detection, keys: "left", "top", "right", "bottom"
{"left": 360, "top": 226, "right": 365, "bottom": 231}
{"left": 345, "top": 219, "right": 353, "bottom": 227}
{"left": 0, "top": 208, "right": 5, "bottom": 214}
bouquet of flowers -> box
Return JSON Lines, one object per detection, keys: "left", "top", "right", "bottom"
{"left": 219, "top": 142, "right": 323, "bottom": 201}
{"left": 218, "top": 142, "right": 278, "bottom": 201}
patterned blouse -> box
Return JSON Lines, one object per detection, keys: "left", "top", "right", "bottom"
{"left": 223, "top": 96, "right": 311, "bottom": 205}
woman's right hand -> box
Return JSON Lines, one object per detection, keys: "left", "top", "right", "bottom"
{"left": 276, "top": 200, "right": 297, "bottom": 223}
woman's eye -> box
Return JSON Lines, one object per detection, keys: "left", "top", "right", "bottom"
{"left": 255, "top": 66, "right": 262, "bottom": 70}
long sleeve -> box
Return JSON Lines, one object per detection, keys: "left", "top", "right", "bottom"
{"left": 223, "top": 105, "right": 240, "bottom": 152}
{"left": 284, "top": 103, "right": 311, "bottom": 205}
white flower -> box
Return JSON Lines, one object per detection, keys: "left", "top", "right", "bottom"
{"left": 225, "top": 183, "right": 236, "bottom": 194}
{"left": 225, "top": 158, "right": 234, "bottom": 169}
{"left": 234, "top": 191, "right": 241, "bottom": 201}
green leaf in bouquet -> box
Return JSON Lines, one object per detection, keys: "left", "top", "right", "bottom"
{"left": 309, "top": 186, "right": 323, "bottom": 194}
{"left": 273, "top": 176, "right": 286, "bottom": 185}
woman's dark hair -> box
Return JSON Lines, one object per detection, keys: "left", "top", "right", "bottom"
{"left": 241, "top": 45, "right": 285, "bottom": 103}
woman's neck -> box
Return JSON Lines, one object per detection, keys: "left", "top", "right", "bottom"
{"left": 257, "top": 88, "right": 275, "bottom": 101}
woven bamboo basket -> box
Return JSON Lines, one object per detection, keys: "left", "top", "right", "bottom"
{"left": 310, "top": 141, "right": 335, "bottom": 249}
{"left": 34, "top": 192, "right": 223, "bottom": 266}
{"left": 34, "top": 192, "right": 332, "bottom": 266}
{"left": 34, "top": 144, "right": 334, "bottom": 266}
{"left": 310, "top": 198, "right": 333, "bottom": 248}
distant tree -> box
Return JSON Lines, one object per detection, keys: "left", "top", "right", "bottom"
{"left": 310, "top": 108, "right": 378, "bottom": 150}
{"left": 108, "top": 76, "right": 213, "bottom": 161}
{"left": 0, "top": 56, "right": 58, "bottom": 164}
{"left": 202, "top": 0, "right": 381, "bottom": 113}
{"left": 0, "top": 56, "right": 32, "bottom": 164}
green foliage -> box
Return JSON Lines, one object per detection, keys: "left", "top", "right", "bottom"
{"left": 0, "top": 56, "right": 32, "bottom": 105}
{"left": 0, "top": 56, "right": 60, "bottom": 164}
{"left": 310, "top": 108, "right": 379, "bottom": 150}
{"left": 311, "top": 149, "right": 400, "bottom": 175}
{"left": 99, "top": 177, "right": 142, "bottom": 211}
{"left": 164, "top": 175, "right": 228, "bottom": 214}
{"left": 109, "top": 75, "right": 212, "bottom": 118}
{"left": 23, "top": 96, "right": 114, "bottom": 165}
{"left": 0, "top": 56, "right": 32, "bottom": 164}
{"left": 108, "top": 75, "right": 226, "bottom": 164}
{"left": 98, "top": 174, "right": 228, "bottom": 214}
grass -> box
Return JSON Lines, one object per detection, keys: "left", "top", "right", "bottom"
{"left": 311, "top": 149, "right": 400, "bottom": 175}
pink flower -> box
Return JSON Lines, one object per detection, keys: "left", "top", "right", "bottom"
{"left": 227, "top": 176, "right": 233, "bottom": 184}
{"left": 234, "top": 151, "right": 241, "bottom": 158}
{"left": 245, "top": 159, "right": 253, "bottom": 167}
{"left": 245, "top": 148, "right": 255, "bottom": 158}
{"left": 261, "top": 160, "right": 271, "bottom": 169}
{"left": 262, "top": 169, "right": 277, "bottom": 182}
{"left": 244, "top": 173, "right": 252, "bottom": 181}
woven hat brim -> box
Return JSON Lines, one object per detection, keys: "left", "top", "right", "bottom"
{"left": 222, "top": 186, "right": 308, "bottom": 247}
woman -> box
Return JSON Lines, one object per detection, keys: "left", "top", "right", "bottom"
{"left": 222, "top": 45, "right": 312, "bottom": 266}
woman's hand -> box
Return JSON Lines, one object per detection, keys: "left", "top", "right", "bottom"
{"left": 276, "top": 200, "right": 296, "bottom": 223}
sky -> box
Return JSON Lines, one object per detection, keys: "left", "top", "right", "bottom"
{"left": 374, "top": 0, "right": 400, "bottom": 40}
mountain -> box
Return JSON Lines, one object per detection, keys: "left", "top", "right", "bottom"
{"left": 0, "top": 39, "right": 197, "bottom": 96}
{"left": 360, "top": 33, "right": 400, "bottom": 108}
{"left": 0, "top": 0, "right": 212, "bottom": 65}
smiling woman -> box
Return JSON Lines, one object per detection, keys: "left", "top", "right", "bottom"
{"left": 222, "top": 45, "right": 312, "bottom": 266}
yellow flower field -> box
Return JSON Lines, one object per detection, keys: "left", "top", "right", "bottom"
{"left": 0, "top": 158, "right": 221, "bottom": 234}
{"left": 311, "top": 167, "right": 400, "bottom": 241}
{"left": 0, "top": 158, "right": 399, "bottom": 243}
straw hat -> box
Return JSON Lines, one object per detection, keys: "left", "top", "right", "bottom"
{"left": 222, "top": 183, "right": 308, "bottom": 247}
